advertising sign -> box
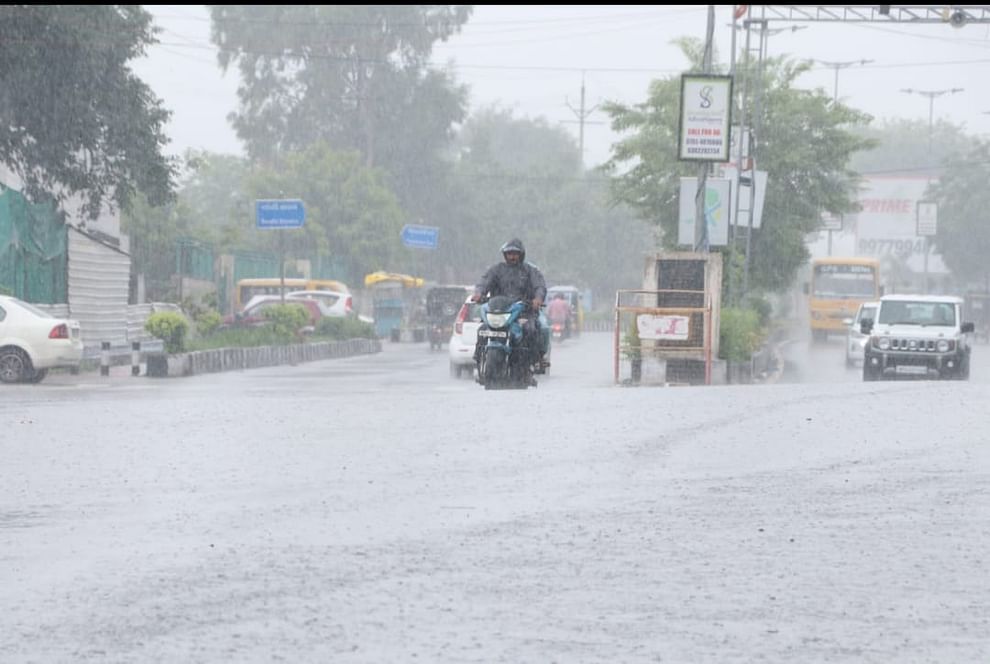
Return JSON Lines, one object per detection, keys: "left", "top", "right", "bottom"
{"left": 637, "top": 314, "right": 691, "bottom": 341}
{"left": 853, "top": 177, "right": 946, "bottom": 273}
{"left": 678, "top": 75, "right": 733, "bottom": 162}
{"left": 678, "top": 177, "right": 731, "bottom": 247}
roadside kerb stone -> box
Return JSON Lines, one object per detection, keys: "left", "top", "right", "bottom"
{"left": 147, "top": 338, "right": 382, "bottom": 377}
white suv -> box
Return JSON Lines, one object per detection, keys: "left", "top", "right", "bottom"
{"left": 862, "top": 295, "right": 974, "bottom": 381}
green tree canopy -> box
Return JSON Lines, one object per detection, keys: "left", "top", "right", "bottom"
{"left": 603, "top": 41, "right": 874, "bottom": 294}
{"left": 0, "top": 5, "right": 175, "bottom": 217}
{"left": 443, "top": 107, "right": 651, "bottom": 300}
{"left": 242, "top": 143, "right": 405, "bottom": 280}
{"left": 208, "top": 5, "right": 470, "bottom": 168}
{"left": 927, "top": 140, "right": 990, "bottom": 287}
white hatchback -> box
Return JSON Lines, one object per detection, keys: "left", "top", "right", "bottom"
{"left": 844, "top": 301, "right": 879, "bottom": 367}
{"left": 0, "top": 295, "right": 83, "bottom": 383}
{"left": 448, "top": 299, "right": 483, "bottom": 379}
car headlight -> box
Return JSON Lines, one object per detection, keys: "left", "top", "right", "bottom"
{"left": 878, "top": 337, "right": 890, "bottom": 350}
{"left": 936, "top": 339, "right": 950, "bottom": 353}
{"left": 486, "top": 312, "right": 510, "bottom": 328}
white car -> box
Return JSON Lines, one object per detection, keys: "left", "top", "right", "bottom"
{"left": 448, "top": 298, "right": 483, "bottom": 378}
{"left": 241, "top": 290, "right": 352, "bottom": 318}
{"left": 844, "top": 301, "right": 879, "bottom": 367}
{"left": 862, "top": 294, "right": 974, "bottom": 381}
{"left": 0, "top": 295, "right": 83, "bottom": 383}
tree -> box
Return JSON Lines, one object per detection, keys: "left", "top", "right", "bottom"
{"left": 242, "top": 143, "right": 406, "bottom": 280}
{"left": 603, "top": 41, "right": 874, "bottom": 294}
{"left": 0, "top": 5, "right": 175, "bottom": 217}
{"left": 209, "top": 5, "right": 470, "bottom": 168}
{"left": 442, "top": 107, "right": 651, "bottom": 301}
{"left": 927, "top": 140, "right": 990, "bottom": 287}
{"left": 851, "top": 117, "right": 971, "bottom": 177}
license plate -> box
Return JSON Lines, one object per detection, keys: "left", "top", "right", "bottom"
{"left": 895, "top": 365, "right": 928, "bottom": 375}
{"left": 478, "top": 329, "right": 507, "bottom": 338}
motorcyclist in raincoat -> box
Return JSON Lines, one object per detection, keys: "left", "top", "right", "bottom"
{"left": 471, "top": 238, "right": 548, "bottom": 379}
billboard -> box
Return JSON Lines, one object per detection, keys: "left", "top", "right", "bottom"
{"left": 852, "top": 177, "right": 947, "bottom": 274}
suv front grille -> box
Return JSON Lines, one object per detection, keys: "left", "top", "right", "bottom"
{"left": 875, "top": 338, "right": 954, "bottom": 352}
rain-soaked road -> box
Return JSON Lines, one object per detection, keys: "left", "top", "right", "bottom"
{"left": 3, "top": 331, "right": 989, "bottom": 662}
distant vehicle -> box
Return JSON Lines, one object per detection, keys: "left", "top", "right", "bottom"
{"left": 283, "top": 290, "right": 352, "bottom": 318}
{"left": 426, "top": 285, "right": 472, "bottom": 351}
{"left": 233, "top": 278, "right": 350, "bottom": 313}
{"left": 222, "top": 297, "right": 323, "bottom": 332}
{"left": 448, "top": 298, "right": 482, "bottom": 378}
{"left": 862, "top": 294, "right": 973, "bottom": 381}
{"left": 546, "top": 285, "right": 584, "bottom": 336}
{"left": 844, "top": 301, "right": 879, "bottom": 367}
{"left": 0, "top": 295, "right": 83, "bottom": 383}
{"left": 805, "top": 257, "right": 881, "bottom": 342}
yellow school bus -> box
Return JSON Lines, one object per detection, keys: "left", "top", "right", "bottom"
{"left": 234, "top": 278, "right": 350, "bottom": 312}
{"left": 808, "top": 257, "right": 881, "bottom": 342}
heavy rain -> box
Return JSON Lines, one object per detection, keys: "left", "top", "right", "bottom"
{"left": 2, "top": 5, "right": 989, "bottom": 662}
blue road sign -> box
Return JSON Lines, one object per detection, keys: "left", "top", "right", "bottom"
{"left": 401, "top": 224, "right": 439, "bottom": 249}
{"left": 256, "top": 199, "right": 305, "bottom": 229}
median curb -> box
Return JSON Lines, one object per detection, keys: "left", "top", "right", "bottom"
{"left": 146, "top": 338, "right": 383, "bottom": 377}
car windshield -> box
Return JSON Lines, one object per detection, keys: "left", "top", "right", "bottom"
{"left": 878, "top": 301, "right": 956, "bottom": 326}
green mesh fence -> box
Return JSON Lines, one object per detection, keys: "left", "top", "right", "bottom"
{"left": 0, "top": 188, "right": 67, "bottom": 303}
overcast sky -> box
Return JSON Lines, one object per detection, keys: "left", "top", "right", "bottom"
{"left": 133, "top": 5, "right": 990, "bottom": 169}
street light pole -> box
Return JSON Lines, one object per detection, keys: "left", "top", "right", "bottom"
{"left": 900, "top": 87, "right": 964, "bottom": 159}
{"left": 813, "top": 59, "right": 871, "bottom": 256}
{"left": 899, "top": 87, "right": 963, "bottom": 293}
{"left": 814, "top": 59, "right": 874, "bottom": 104}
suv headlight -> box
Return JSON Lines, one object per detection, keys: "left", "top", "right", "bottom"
{"left": 877, "top": 337, "right": 890, "bottom": 350}
{"left": 936, "top": 339, "right": 951, "bottom": 353}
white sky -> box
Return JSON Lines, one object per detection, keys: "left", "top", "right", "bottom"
{"left": 133, "top": 5, "right": 990, "bottom": 168}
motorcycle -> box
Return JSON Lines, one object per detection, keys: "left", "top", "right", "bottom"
{"left": 550, "top": 319, "right": 569, "bottom": 342}
{"left": 476, "top": 295, "right": 543, "bottom": 389}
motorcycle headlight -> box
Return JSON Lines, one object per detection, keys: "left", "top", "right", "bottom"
{"left": 936, "top": 339, "right": 950, "bottom": 353}
{"left": 486, "top": 312, "right": 510, "bottom": 328}
{"left": 878, "top": 337, "right": 890, "bottom": 350}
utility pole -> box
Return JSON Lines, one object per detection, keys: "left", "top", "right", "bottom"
{"left": 900, "top": 87, "right": 963, "bottom": 293}
{"left": 693, "top": 5, "right": 716, "bottom": 253}
{"left": 814, "top": 59, "right": 872, "bottom": 256}
{"left": 565, "top": 71, "right": 600, "bottom": 170}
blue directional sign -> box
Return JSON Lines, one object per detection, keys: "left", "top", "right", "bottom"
{"left": 256, "top": 199, "right": 305, "bottom": 229}
{"left": 401, "top": 224, "right": 439, "bottom": 249}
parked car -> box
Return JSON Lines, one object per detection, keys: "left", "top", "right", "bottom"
{"left": 844, "top": 301, "right": 879, "bottom": 367}
{"left": 222, "top": 297, "right": 323, "bottom": 331}
{"left": 862, "top": 294, "right": 973, "bottom": 381}
{"left": 448, "top": 298, "right": 483, "bottom": 378}
{"left": 0, "top": 295, "right": 83, "bottom": 383}
{"left": 284, "top": 290, "right": 352, "bottom": 318}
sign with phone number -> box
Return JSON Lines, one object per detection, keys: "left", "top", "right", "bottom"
{"left": 858, "top": 238, "right": 927, "bottom": 256}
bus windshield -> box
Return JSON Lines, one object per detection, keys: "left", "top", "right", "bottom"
{"left": 813, "top": 264, "right": 877, "bottom": 299}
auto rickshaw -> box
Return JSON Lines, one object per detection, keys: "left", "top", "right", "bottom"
{"left": 425, "top": 285, "right": 472, "bottom": 351}
{"left": 364, "top": 271, "right": 425, "bottom": 341}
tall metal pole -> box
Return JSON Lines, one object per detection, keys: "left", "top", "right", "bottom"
{"left": 693, "top": 5, "right": 716, "bottom": 253}
{"left": 726, "top": 7, "right": 739, "bottom": 307}
{"left": 900, "top": 87, "right": 963, "bottom": 293}
{"left": 742, "top": 12, "right": 766, "bottom": 297}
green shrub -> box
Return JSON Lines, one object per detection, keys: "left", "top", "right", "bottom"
{"left": 316, "top": 315, "right": 376, "bottom": 340}
{"left": 719, "top": 307, "right": 764, "bottom": 362}
{"left": 145, "top": 311, "right": 189, "bottom": 354}
{"left": 262, "top": 303, "right": 310, "bottom": 339}
{"left": 186, "top": 326, "right": 292, "bottom": 351}
{"left": 194, "top": 309, "right": 222, "bottom": 337}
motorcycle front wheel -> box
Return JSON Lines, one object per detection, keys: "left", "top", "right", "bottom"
{"left": 483, "top": 346, "right": 506, "bottom": 390}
